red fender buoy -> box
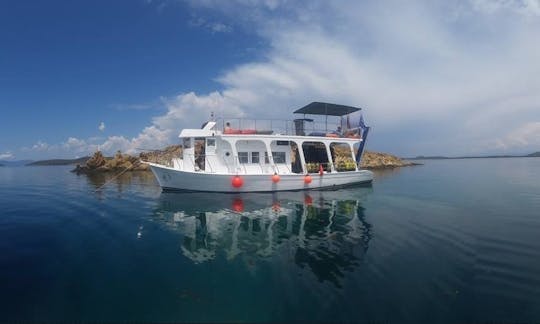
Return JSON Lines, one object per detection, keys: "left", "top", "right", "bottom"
{"left": 271, "top": 173, "right": 280, "bottom": 183}
{"left": 232, "top": 197, "right": 244, "bottom": 212}
{"left": 304, "top": 175, "right": 312, "bottom": 184}
{"left": 232, "top": 176, "right": 243, "bottom": 188}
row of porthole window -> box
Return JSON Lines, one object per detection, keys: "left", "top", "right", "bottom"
{"left": 237, "top": 151, "right": 286, "bottom": 164}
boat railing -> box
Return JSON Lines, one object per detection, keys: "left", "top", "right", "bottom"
{"left": 225, "top": 158, "right": 235, "bottom": 174}
{"left": 206, "top": 156, "right": 215, "bottom": 173}
{"left": 149, "top": 157, "right": 174, "bottom": 167}
{"left": 184, "top": 153, "right": 219, "bottom": 173}
{"left": 218, "top": 117, "right": 348, "bottom": 136}
{"left": 303, "top": 161, "right": 337, "bottom": 173}
{"left": 275, "top": 162, "right": 293, "bottom": 174}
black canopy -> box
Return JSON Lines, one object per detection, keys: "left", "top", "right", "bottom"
{"left": 294, "top": 102, "right": 361, "bottom": 116}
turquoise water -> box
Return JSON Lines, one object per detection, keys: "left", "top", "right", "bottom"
{"left": 1, "top": 158, "right": 540, "bottom": 322}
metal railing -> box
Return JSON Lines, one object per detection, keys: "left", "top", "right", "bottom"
{"left": 216, "top": 117, "right": 349, "bottom": 136}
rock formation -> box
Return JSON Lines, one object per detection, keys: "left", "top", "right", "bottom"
{"left": 361, "top": 151, "right": 418, "bottom": 169}
{"left": 72, "top": 150, "right": 148, "bottom": 174}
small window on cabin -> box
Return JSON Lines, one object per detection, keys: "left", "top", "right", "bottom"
{"left": 183, "top": 138, "right": 192, "bottom": 149}
{"left": 238, "top": 152, "right": 249, "bottom": 164}
{"left": 264, "top": 152, "right": 269, "bottom": 164}
{"left": 251, "top": 152, "right": 260, "bottom": 164}
{"left": 207, "top": 138, "right": 216, "bottom": 147}
{"left": 272, "top": 152, "right": 286, "bottom": 164}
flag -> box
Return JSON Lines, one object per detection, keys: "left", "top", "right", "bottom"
{"left": 359, "top": 114, "right": 367, "bottom": 131}
{"left": 355, "top": 114, "right": 370, "bottom": 163}
{"left": 358, "top": 114, "right": 369, "bottom": 138}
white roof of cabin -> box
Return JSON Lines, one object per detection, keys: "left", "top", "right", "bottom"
{"left": 179, "top": 129, "right": 220, "bottom": 138}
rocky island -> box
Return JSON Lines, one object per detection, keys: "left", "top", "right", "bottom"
{"left": 72, "top": 151, "right": 149, "bottom": 174}
{"left": 361, "top": 151, "right": 418, "bottom": 168}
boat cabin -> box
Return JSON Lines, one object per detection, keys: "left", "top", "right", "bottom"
{"left": 174, "top": 102, "right": 367, "bottom": 176}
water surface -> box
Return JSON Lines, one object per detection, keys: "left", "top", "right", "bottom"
{"left": 1, "top": 158, "right": 539, "bottom": 322}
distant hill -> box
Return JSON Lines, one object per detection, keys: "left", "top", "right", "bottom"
{"left": 27, "top": 157, "right": 90, "bottom": 166}
{"left": 407, "top": 153, "right": 540, "bottom": 160}
{"left": 0, "top": 160, "right": 34, "bottom": 167}
{"left": 407, "top": 156, "right": 449, "bottom": 160}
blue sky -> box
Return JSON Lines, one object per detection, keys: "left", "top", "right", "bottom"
{"left": 1, "top": 0, "right": 539, "bottom": 160}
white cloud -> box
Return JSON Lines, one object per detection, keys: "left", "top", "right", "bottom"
{"left": 62, "top": 137, "right": 91, "bottom": 153}
{"left": 98, "top": 122, "right": 105, "bottom": 132}
{"left": 471, "top": 0, "right": 540, "bottom": 16}
{"left": 99, "top": 136, "right": 133, "bottom": 154}
{"left": 0, "top": 152, "right": 14, "bottom": 160}
{"left": 494, "top": 122, "right": 540, "bottom": 151}
{"left": 167, "top": 0, "right": 540, "bottom": 155}
{"left": 31, "top": 141, "right": 50, "bottom": 151}
{"left": 20, "top": 0, "right": 540, "bottom": 158}
{"left": 188, "top": 16, "right": 233, "bottom": 33}
{"left": 210, "top": 22, "right": 232, "bottom": 33}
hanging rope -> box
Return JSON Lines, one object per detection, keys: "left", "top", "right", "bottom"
{"left": 93, "top": 160, "right": 142, "bottom": 193}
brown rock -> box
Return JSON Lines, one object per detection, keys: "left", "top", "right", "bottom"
{"left": 85, "top": 151, "right": 106, "bottom": 169}
{"left": 360, "top": 151, "right": 418, "bottom": 169}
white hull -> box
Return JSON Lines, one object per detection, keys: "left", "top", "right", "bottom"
{"left": 148, "top": 162, "right": 373, "bottom": 193}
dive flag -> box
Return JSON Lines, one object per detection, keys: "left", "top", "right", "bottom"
{"left": 355, "top": 114, "right": 370, "bottom": 163}
{"left": 359, "top": 114, "right": 367, "bottom": 131}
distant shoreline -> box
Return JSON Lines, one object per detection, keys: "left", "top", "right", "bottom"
{"left": 26, "top": 157, "right": 90, "bottom": 166}
{"left": 405, "top": 152, "right": 540, "bottom": 160}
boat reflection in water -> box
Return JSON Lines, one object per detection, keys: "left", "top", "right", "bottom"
{"left": 153, "top": 188, "right": 373, "bottom": 287}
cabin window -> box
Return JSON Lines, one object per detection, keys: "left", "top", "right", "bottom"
{"left": 263, "top": 152, "right": 286, "bottom": 164}
{"left": 302, "top": 141, "right": 330, "bottom": 172}
{"left": 290, "top": 142, "right": 302, "bottom": 174}
{"left": 238, "top": 152, "right": 249, "bottom": 164}
{"left": 272, "top": 152, "right": 286, "bottom": 164}
{"left": 194, "top": 138, "right": 206, "bottom": 171}
{"left": 183, "top": 137, "right": 192, "bottom": 149}
{"left": 331, "top": 143, "right": 356, "bottom": 172}
{"left": 251, "top": 152, "right": 260, "bottom": 164}
{"left": 207, "top": 138, "right": 215, "bottom": 147}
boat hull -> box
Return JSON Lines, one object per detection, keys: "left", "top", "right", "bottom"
{"left": 147, "top": 163, "right": 373, "bottom": 193}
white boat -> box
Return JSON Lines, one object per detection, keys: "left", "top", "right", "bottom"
{"left": 144, "top": 102, "right": 374, "bottom": 192}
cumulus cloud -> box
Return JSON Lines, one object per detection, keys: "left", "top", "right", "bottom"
{"left": 188, "top": 16, "right": 233, "bottom": 33}
{"left": 169, "top": 0, "right": 540, "bottom": 155}
{"left": 20, "top": 0, "right": 540, "bottom": 158}
{"left": 63, "top": 137, "right": 91, "bottom": 153}
{"left": 98, "top": 122, "right": 105, "bottom": 132}
{"left": 31, "top": 141, "right": 50, "bottom": 151}
{"left": 471, "top": 0, "right": 540, "bottom": 16}
{"left": 0, "top": 152, "right": 14, "bottom": 160}
{"left": 494, "top": 122, "right": 540, "bottom": 151}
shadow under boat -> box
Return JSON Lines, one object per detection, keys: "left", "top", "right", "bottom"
{"left": 151, "top": 188, "right": 373, "bottom": 288}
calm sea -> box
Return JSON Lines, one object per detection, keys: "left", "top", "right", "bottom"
{"left": 1, "top": 158, "right": 540, "bottom": 323}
